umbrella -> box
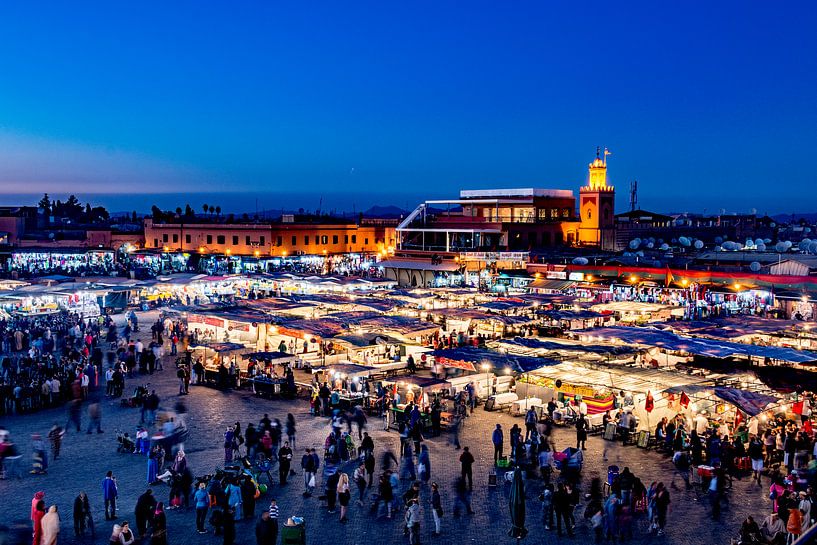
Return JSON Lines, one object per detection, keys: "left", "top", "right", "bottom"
{"left": 508, "top": 468, "right": 528, "bottom": 539}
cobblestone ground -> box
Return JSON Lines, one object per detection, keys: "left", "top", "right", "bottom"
{"left": 0, "top": 310, "right": 769, "bottom": 545}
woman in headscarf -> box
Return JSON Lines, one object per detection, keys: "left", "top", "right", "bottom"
{"left": 31, "top": 492, "right": 45, "bottom": 524}
{"left": 32, "top": 499, "right": 46, "bottom": 545}
{"left": 149, "top": 503, "right": 167, "bottom": 545}
{"left": 40, "top": 505, "right": 60, "bottom": 545}
{"left": 171, "top": 450, "right": 187, "bottom": 474}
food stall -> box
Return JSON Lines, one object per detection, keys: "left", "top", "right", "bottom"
{"left": 382, "top": 375, "right": 451, "bottom": 429}
{"left": 189, "top": 342, "right": 249, "bottom": 388}
{"left": 242, "top": 351, "right": 299, "bottom": 397}
{"left": 312, "top": 362, "right": 376, "bottom": 409}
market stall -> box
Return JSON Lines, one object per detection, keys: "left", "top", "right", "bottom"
{"left": 381, "top": 375, "right": 451, "bottom": 428}
{"left": 189, "top": 342, "right": 249, "bottom": 387}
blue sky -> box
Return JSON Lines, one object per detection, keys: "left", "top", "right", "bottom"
{"left": 0, "top": 1, "right": 815, "bottom": 214}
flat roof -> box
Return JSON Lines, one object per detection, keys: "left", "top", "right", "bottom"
{"left": 459, "top": 188, "right": 574, "bottom": 199}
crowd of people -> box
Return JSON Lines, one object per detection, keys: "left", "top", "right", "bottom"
{"left": 8, "top": 305, "right": 817, "bottom": 545}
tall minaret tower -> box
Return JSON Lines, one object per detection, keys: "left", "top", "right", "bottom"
{"left": 578, "top": 147, "right": 616, "bottom": 249}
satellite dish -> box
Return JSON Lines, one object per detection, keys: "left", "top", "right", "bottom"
{"left": 555, "top": 379, "right": 563, "bottom": 388}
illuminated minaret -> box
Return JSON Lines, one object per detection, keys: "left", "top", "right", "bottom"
{"left": 578, "top": 147, "right": 616, "bottom": 249}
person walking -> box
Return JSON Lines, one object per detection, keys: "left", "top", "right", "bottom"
{"left": 302, "top": 449, "right": 317, "bottom": 497}
{"left": 453, "top": 476, "right": 473, "bottom": 516}
{"left": 418, "top": 444, "right": 431, "bottom": 483}
{"left": 278, "top": 441, "right": 292, "bottom": 485}
{"left": 285, "top": 413, "right": 297, "bottom": 449}
{"left": 431, "top": 482, "right": 443, "bottom": 536}
{"left": 102, "top": 471, "right": 118, "bottom": 520}
{"left": 67, "top": 399, "right": 82, "bottom": 432}
{"left": 47, "top": 424, "right": 64, "bottom": 461}
{"left": 405, "top": 497, "right": 421, "bottom": 545}
{"left": 525, "top": 407, "right": 537, "bottom": 440}
{"left": 354, "top": 463, "right": 368, "bottom": 505}
{"left": 654, "top": 482, "right": 671, "bottom": 536}
{"left": 374, "top": 473, "right": 394, "bottom": 519}
{"left": 553, "top": 483, "right": 574, "bottom": 537}
{"left": 86, "top": 402, "right": 103, "bottom": 434}
{"left": 450, "top": 414, "right": 462, "bottom": 450}
{"left": 73, "top": 492, "right": 95, "bottom": 538}
{"left": 41, "top": 506, "right": 60, "bottom": 545}
{"left": 459, "top": 447, "right": 474, "bottom": 490}
{"left": 337, "top": 472, "right": 351, "bottom": 523}
{"left": 492, "top": 424, "right": 504, "bottom": 465}
{"left": 194, "top": 482, "right": 209, "bottom": 534}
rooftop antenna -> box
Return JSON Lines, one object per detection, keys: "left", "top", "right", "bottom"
{"left": 629, "top": 180, "right": 638, "bottom": 211}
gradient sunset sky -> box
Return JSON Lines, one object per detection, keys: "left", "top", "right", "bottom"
{"left": 0, "top": 1, "right": 815, "bottom": 213}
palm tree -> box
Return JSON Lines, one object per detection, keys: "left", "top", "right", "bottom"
{"left": 175, "top": 207, "right": 182, "bottom": 216}
{"left": 202, "top": 204, "right": 209, "bottom": 217}
{"left": 215, "top": 206, "right": 221, "bottom": 218}
{"left": 208, "top": 205, "right": 215, "bottom": 216}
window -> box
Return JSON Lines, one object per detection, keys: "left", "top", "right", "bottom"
{"left": 217, "top": 235, "right": 225, "bottom": 244}
{"left": 245, "top": 236, "right": 251, "bottom": 245}
{"left": 304, "top": 236, "right": 310, "bottom": 245}
{"left": 321, "top": 235, "right": 328, "bottom": 244}
{"left": 276, "top": 236, "right": 282, "bottom": 246}
{"left": 344, "top": 235, "right": 349, "bottom": 244}
{"left": 332, "top": 235, "right": 338, "bottom": 244}
{"left": 562, "top": 208, "right": 570, "bottom": 218}
{"left": 172, "top": 234, "right": 178, "bottom": 243}
{"left": 549, "top": 208, "right": 558, "bottom": 219}
{"left": 259, "top": 236, "right": 265, "bottom": 246}
{"left": 185, "top": 234, "right": 191, "bottom": 244}
{"left": 153, "top": 238, "right": 159, "bottom": 247}
{"left": 291, "top": 235, "right": 297, "bottom": 246}
{"left": 587, "top": 210, "right": 592, "bottom": 220}
{"left": 364, "top": 238, "right": 369, "bottom": 245}
{"left": 351, "top": 235, "right": 357, "bottom": 244}
{"left": 162, "top": 234, "right": 168, "bottom": 243}
{"left": 232, "top": 236, "right": 239, "bottom": 245}
{"left": 206, "top": 235, "right": 213, "bottom": 244}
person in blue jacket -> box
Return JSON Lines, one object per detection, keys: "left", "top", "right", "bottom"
{"left": 102, "top": 470, "right": 118, "bottom": 520}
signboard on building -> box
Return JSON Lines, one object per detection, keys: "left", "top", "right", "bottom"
{"left": 460, "top": 252, "right": 529, "bottom": 262}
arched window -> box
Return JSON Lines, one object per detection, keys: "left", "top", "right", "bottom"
{"left": 587, "top": 209, "right": 592, "bottom": 220}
